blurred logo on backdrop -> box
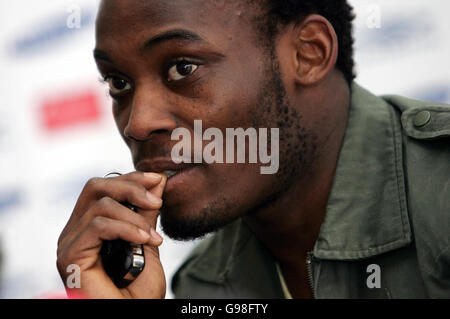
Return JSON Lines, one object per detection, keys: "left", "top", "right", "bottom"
{"left": 39, "top": 89, "right": 103, "bottom": 131}
{"left": 10, "top": 6, "right": 95, "bottom": 57}
{"left": 0, "top": 190, "right": 23, "bottom": 216}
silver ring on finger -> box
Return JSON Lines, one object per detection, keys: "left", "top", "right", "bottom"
{"left": 103, "top": 172, "right": 123, "bottom": 179}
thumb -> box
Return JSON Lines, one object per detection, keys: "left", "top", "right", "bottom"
{"left": 149, "top": 173, "right": 167, "bottom": 199}
{"left": 138, "top": 173, "right": 167, "bottom": 233}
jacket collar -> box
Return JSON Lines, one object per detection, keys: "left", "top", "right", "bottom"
{"left": 312, "top": 83, "right": 412, "bottom": 260}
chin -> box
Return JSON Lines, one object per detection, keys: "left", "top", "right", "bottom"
{"left": 159, "top": 196, "right": 242, "bottom": 241}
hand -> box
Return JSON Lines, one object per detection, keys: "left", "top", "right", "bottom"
{"left": 56, "top": 171, "right": 167, "bottom": 299}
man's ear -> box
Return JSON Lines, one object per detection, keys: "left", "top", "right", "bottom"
{"left": 292, "top": 14, "right": 338, "bottom": 86}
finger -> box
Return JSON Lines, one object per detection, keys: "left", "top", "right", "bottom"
{"left": 138, "top": 175, "right": 168, "bottom": 230}
{"left": 58, "top": 197, "right": 162, "bottom": 253}
{"left": 99, "top": 178, "right": 164, "bottom": 210}
{"left": 57, "top": 215, "right": 153, "bottom": 287}
{"left": 149, "top": 173, "right": 167, "bottom": 199}
{"left": 58, "top": 217, "right": 158, "bottom": 299}
{"left": 66, "top": 216, "right": 152, "bottom": 260}
{"left": 80, "top": 173, "right": 163, "bottom": 213}
{"left": 119, "top": 171, "right": 165, "bottom": 191}
{"left": 59, "top": 175, "right": 163, "bottom": 245}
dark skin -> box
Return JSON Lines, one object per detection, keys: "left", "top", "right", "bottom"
{"left": 57, "top": 0, "right": 349, "bottom": 299}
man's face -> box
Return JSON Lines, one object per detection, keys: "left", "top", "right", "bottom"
{"left": 95, "top": 0, "right": 317, "bottom": 240}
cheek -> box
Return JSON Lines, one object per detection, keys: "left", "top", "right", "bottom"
{"left": 205, "top": 161, "right": 278, "bottom": 206}
{"left": 197, "top": 66, "right": 265, "bottom": 129}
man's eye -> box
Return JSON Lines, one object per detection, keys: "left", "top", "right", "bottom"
{"left": 105, "top": 76, "right": 132, "bottom": 95}
{"left": 167, "top": 60, "right": 199, "bottom": 82}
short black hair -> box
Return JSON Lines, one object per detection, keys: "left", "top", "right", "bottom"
{"left": 256, "top": 0, "right": 356, "bottom": 85}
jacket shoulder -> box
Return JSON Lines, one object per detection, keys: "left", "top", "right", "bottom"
{"left": 382, "top": 94, "right": 450, "bottom": 140}
{"left": 383, "top": 94, "right": 450, "bottom": 297}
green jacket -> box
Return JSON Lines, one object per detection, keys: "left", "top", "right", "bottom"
{"left": 171, "top": 83, "right": 450, "bottom": 299}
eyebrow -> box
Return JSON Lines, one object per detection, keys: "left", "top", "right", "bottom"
{"left": 140, "top": 29, "right": 204, "bottom": 52}
{"left": 93, "top": 29, "right": 204, "bottom": 63}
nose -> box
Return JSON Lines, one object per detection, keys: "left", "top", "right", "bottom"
{"left": 123, "top": 85, "right": 177, "bottom": 141}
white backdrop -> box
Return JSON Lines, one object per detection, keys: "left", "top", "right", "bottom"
{"left": 0, "top": 0, "right": 449, "bottom": 298}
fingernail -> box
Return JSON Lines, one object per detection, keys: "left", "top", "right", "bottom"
{"left": 139, "top": 229, "right": 151, "bottom": 239}
{"left": 147, "top": 191, "right": 163, "bottom": 205}
{"left": 150, "top": 228, "right": 163, "bottom": 242}
{"left": 144, "top": 173, "right": 162, "bottom": 180}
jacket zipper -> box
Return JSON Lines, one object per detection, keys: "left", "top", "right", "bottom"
{"left": 306, "top": 252, "right": 316, "bottom": 299}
